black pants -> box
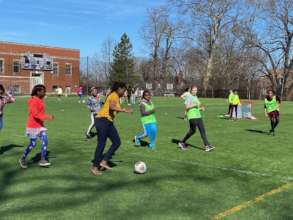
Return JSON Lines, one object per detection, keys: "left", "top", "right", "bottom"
{"left": 227, "top": 104, "right": 233, "bottom": 115}
{"left": 269, "top": 111, "right": 280, "bottom": 132}
{"left": 230, "top": 105, "right": 238, "bottom": 119}
{"left": 182, "top": 118, "right": 210, "bottom": 146}
{"left": 92, "top": 118, "right": 121, "bottom": 167}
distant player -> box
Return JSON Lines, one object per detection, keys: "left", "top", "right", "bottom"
{"left": 86, "top": 87, "right": 102, "bottom": 139}
{"left": 0, "top": 84, "right": 15, "bottom": 131}
{"left": 19, "top": 85, "right": 54, "bottom": 169}
{"left": 230, "top": 89, "right": 241, "bottom": 120}
{"left": 56, "top": 86, "right": 63, "bottom": 101}
{"left": 178, "top": 85, "right": 214, "bottom": 152}
{"left": 264, "top": 89, "right": 281, "bottom": 136}
{"left": 134, "top": 90, "right": 157, "bottom": 149}
{"left": 90, "top": 82, "right": 133, "bottom": 176}
{"left": 76, "top": 85, "right": 84, "bottom": 103}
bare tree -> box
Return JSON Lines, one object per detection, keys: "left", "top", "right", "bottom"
{"left": 236, "top": 0, "right": 293, "bottom": 98}
{"left": 142, "top": 6, "right": 170, "bottom": 81}
{"left": 101, "top": 37, "right": 115, "bottom": 80}
{"left": 171, "top": 0, "right": 241, "bottom": 96}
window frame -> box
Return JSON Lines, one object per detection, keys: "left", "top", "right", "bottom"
{"left": 53, "top": 62, "right": 59, "bottom": 75}
{"left": 13, "top": 59, "right": 21, "bottom": 74}
{"left": 0, "top": 58, "right": 5, "bottom": 74}
{"left": 65, "top": 63, "right": 72, "bottom": 75}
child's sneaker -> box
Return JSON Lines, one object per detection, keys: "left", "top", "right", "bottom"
{"left": 148, "top": 144, "right": 156, "bottom": 150}
{"left": 39, "top": 159, "right": 51, "bottom": 167}
{"left": 19, "top": 158, "right": 28, "bottom": 169}
{"left": 134, "top": 136, "right": 141, "bottom": 146}
{"left": 205, "top": 145, "right": 215, "bottom": 152}
{"left": 178, "top": 142, "right": 187, "bottom": 150}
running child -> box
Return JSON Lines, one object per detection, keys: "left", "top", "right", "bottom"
{"left": 264, "top": 89, "right": 281, "bottom": 136}
{"left": 19, "top": 85, "right": 54, "bottom": 168}
{"left": 178, "top": 85, "right": 214, "bottom": 152}
{"left": 134, "top": 90, "right": 157, "bottom": 149}
{"left": 90, "top": 82, "right": 133, "bottom": 176}
{"left": 86, "top": 87, "right": 102, "bottom": 139}
{"left": 0, "top": 84, "right": 15, "bottom": 130}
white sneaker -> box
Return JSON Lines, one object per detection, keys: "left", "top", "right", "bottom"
{"left": 205, "top": 145, "right": 215, "bottom": 152}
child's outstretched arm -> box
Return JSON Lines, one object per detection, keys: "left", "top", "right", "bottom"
{"left": 5, "top": 94, "right": 15, "bottom": 104}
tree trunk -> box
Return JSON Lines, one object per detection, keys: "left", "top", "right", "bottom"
{"left": 203, "top": 52, "right": 214, "bottom": 97}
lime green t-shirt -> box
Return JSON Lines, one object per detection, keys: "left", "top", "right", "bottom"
{"left": 186, "top": 95, "right": 201, "bottom": 120}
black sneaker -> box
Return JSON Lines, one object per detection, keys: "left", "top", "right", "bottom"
{"left": 39, "top": 159, "right": 51, "bottom": 167}
{"left": 19, "top": 158, "right": 28, "bottom": 169}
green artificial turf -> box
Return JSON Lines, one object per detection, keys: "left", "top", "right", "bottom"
{"left": 0, "top": 96, "right": 292, "bottom": 220}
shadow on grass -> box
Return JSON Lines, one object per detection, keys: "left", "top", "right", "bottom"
{"left": 0, "top": 172, "right": 222, "bottom": 219}
{"left": 171, "top": 138, "right": 203, "bottom": 151}
{"left": 0, "top": 153, "right": 290, "bottom": 219}
{"left": 0, "top": 144, "right": 23, "bottom": 156}
{"left": 246, "top": 129, "right": 269, "bottom": 135}
{"left": 176, "top": 116, "right": 185, "bottom": 120}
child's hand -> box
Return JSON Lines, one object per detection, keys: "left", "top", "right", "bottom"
{"left": 124, "top": 109, "right": 133, "bottom": 114}
{"left": 200, "top": 106, "right": 205, "bottom": 111}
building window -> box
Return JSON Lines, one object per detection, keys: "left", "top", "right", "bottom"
{"left": 13, "top": 60, "right": 21, "bottom": 73}
{"left": 65, "top": 63, "right": 72, "bottom": 74}
{"left": 52, "top": 85, "right": 58, "bottom": 91}
{"left": 53, "top": 63, "right": 59, "bottom": 75}
{"left": 0, "top": 59, "right": 4, "bottom": 73}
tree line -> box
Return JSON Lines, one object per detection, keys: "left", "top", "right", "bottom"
{"left": 81, "top": 0, "right": 293, "bottom": 100}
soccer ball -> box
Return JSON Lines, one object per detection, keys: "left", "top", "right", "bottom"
{"left": 82, "top": 100, "right": 86, "bottom": 103}
{"left": 134, "top": 161, "right": 147, "bottom": 174}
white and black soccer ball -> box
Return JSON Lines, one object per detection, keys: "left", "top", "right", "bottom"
{"left": 134, "top": 161, "right": 147, "bottom": 174}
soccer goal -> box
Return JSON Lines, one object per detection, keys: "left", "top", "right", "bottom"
{"left": 0, "top": 75, "right": 43, "bottom": 95}
{"left": 232, "top": 101, "right": 256, "bottom": 120}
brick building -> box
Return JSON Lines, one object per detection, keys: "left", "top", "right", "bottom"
{"left": 0, "top": 41, "right": 80, "bottom": 94}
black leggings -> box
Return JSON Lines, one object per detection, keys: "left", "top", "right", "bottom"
{"left": 230, "top": 105, "right": 238, "bottom": 119}
{"left": 270, "top": 117, "right": 279, "bottom": 132}
{"left": 92, "top": 118, "right": 121, "bottom": 167}
{"left": 182, "top": 118, "right": 210, "bottom": 146}
{"left": 227, "top": 104, "right": 233, "bottom": 115}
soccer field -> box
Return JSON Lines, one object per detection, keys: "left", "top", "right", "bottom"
{"left": 0, "top": 96, "right": 293, "bottom": 220}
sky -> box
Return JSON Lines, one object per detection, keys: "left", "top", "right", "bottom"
{"left": 0, "top": 0, "right": 166, "bottom": 57}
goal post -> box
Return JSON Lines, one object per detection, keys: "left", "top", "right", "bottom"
{"left": 0, "top": 75, "right": 43, "bottom": 95}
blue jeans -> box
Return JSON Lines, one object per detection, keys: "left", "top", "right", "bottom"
{"left": 136, "top": 123, "right": 157, "bottom": 148}
{"left": 92, "top": 118, "right": 121, "bottom": 167}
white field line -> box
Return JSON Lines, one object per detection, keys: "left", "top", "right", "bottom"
{"left": 126, "top": 151, "right": 293, "bottom": 182}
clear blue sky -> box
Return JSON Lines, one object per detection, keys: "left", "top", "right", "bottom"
{"left": 0, "top": 0, "right": 166, "bottom": 57}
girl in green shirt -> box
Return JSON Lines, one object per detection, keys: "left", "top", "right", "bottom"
{"left": 178, "top": 86, "right": 214, "bottom": 152}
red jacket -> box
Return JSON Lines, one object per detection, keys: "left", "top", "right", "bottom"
{"left": 26, "top": 96, "right": 50, "bottom": 128}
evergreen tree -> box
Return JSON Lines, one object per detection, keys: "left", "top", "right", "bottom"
{"left": 109, "top": 33, "right": 137, "bottom": 86}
